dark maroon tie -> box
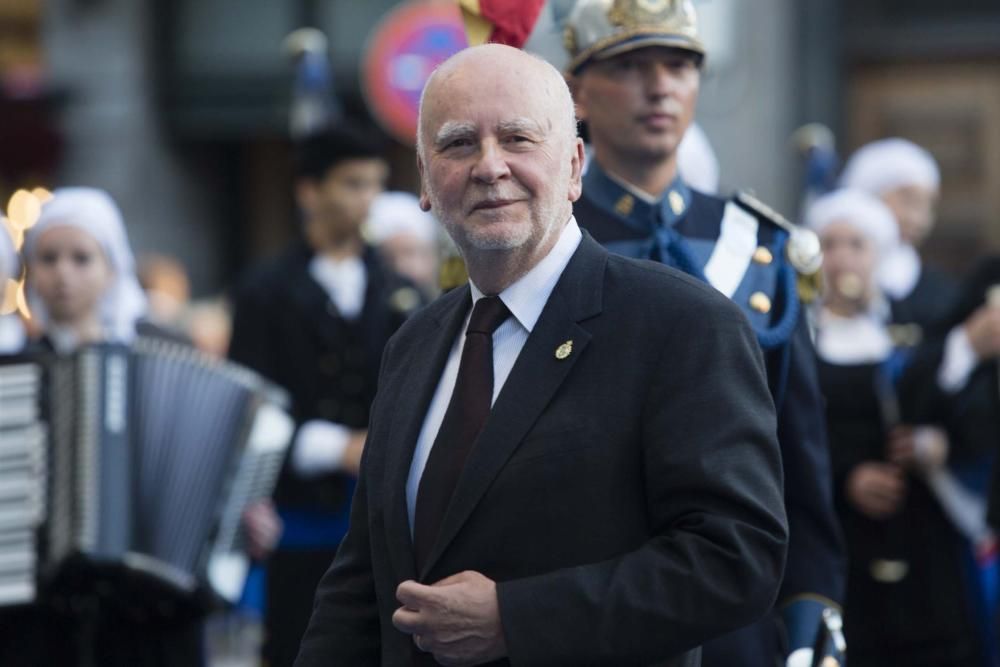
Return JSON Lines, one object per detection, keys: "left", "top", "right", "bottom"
{"left": 413, "top": 295, "right": 511, "bottom": 573}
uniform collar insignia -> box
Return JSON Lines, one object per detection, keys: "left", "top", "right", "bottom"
{"left": 584, "top": 160, "right": 691, "bottom": 232}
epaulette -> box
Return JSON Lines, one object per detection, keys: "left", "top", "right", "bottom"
{"left": 734, "top": 190, "right": 824, "bottom": 304}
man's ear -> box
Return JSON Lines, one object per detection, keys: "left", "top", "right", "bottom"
{"left": 567, "top": 138, "right": 585, "bottom": 203}
{"left": 416, "top": 155, "right": 432, "bottom": 212}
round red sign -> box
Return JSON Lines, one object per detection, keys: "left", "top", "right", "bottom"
{"left": 362, "top": 0, "right": 469, "bottom": 146}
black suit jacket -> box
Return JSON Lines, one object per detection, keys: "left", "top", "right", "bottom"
{"left": 295, "top": 235, "right": 787, "bottom": 666}
{"left": 229, "top": 240, "right": 419, "bottom": 511}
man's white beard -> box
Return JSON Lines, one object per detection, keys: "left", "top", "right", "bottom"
{"left": 428, "top": 188, "right": 535, "bottom": 253}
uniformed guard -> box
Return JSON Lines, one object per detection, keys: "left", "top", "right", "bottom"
{"left": 564, "top": 2, "right": 846, "bottom": 665}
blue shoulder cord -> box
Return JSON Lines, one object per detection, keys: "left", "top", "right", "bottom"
{"left": 653, "top": 224, "right": 801, "bottom": 351}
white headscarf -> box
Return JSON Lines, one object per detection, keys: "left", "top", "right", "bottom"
{"left": 839, "top": 138, "right": 940, "bottom": 195}
{"left": 364, "top": 191, "right": 438, "bottom": 245}
{"left": 808, "top": 189, "right": 899, "bottom": 364}
{"left": 22, "top": 187, "right": 147, "bottom": 343}
{"left": 806, "top": 188, "right": 899, "bottom": 259}
{"left": 0, "top": 219, "right": 19, "bottom": 283}
{"left": 678, "top": 123, "right": 720, "bottom": 194}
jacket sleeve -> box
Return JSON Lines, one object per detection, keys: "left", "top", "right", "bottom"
{"left": 292, "top": 339, "right": 397, "bottom": 666}
{"left": 497, "top": 301, "right": 788, "bottom": 665}
{"left": 292, "top": 445, "right": 381, "bottom": 666}
{"left": 227, "top": 280, "right": 278, "bottom": 382}
{"left": 774, "top": 316, "right": 846, "bottom": 607}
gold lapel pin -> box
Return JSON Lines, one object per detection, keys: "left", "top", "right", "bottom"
{"left": 555, "top": 340, "right": 573, "bottom": 360}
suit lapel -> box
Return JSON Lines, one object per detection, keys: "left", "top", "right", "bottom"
{"left": 419, "top": 236, "right": 607, "bottom": 579}
{"left": 284, "top": 243, "right": 328, "bottom": 312}
{"left": 383, "top": 285, "right": 471, "bottom": 583}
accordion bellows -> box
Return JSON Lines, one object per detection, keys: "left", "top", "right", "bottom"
{"left": 0, "top": 337, "right": 293, "bottom": 608}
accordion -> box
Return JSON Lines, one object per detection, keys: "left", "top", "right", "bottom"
{"left": 0, "top": 337, "right": 293, "bottom": 609}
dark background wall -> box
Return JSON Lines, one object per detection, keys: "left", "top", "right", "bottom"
{"left": 4, "top": 0, "right": 997, "bottom": 295}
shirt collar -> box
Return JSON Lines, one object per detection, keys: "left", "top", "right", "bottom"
{"left": 582, "top": 160, "right": 693, "bottom": 230}
{"left": 469, "top": 216, "right": 582, "bottom": 333}
{"left": 816, "top": 308, "right": 894, "bottom": 364}
{"left": 308, "top": 253, "right": 367, "bottom": 319}
{"left": 47, "top": 323, "right": 86, "bottom": 354}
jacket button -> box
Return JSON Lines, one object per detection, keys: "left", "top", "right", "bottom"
{"left": 752, "top": 246, "right": 773, "bottom": 265}
{"left": 749, "top": 292, "right": 772, "bottom": 314}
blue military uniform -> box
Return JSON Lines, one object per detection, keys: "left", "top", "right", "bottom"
{"left": 575, "top": 161, "right": 847, "bottom": 666}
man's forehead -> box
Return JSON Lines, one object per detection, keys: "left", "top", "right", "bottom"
{"left": 423, "top": 86, "right": 554, "bottom": 137}
{"left": 420, "top": 47, "right": 563, "bottom": 144}
{"left": 432, "top": 65, "right": 542, "bottom": 104}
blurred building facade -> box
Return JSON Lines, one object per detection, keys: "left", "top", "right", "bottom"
{"left": 1, "top": 0, "right": 998, "bottom": 293}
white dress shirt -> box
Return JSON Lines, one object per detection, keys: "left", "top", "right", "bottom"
{"left": 308, "top": 254, "right": 367, "bottom": 320}
{"left": 292, "top": 253, "right": 368, "bottom": 476}
{"left": 405, "top": 217, "right": 583, "bottom": 531}
{"left": 937, "top": 325, "right": 979, "bottom": 394}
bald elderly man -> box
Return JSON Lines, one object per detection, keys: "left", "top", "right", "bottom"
{"left": 294, "top": 44, "right": 786, "bottom": 667}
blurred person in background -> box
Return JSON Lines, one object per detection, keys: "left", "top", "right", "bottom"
{"left": 365, "top": 190, "right": 441, "bottom": 299}
{"left": 138, "top": 255, "right": 235, "bottom": 359}
{"left": 0, "top": 219, "right": 26, "bottom": 352}
{"left": 0, "top": 187, "right": 282, "bottom": 666}
{"left": 808, "top": 188, "right": 984, "bottom": 667}
{"left": 3, "top": 187, "right": 201, "bottom": 666}
{"left": 844, "top": 139, "right": 1000, "bottom": 659}
{"left": 563, "top": 1, "right": 845, "bottom": 664}
{"left": 899, "top": 256, "right": 1000, "bottom": 663}
{"left": 21, "top": 188, "right": 149, "bottom": 353}
{"left": 137, "top": 252, "right": 192, "bottom": 335}
{"left": 182, "top": 296, "right": 233, "bottom": 359}
{"left": 228, "top": 123, "right": 423, "bottom": 667}
{"left": 839, "top": 138, "right": 957, "bottom": 333}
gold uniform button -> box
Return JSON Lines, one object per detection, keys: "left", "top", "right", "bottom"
{"left": 614, "top": 194, "right": 634, "bottom": 216}
{"left": 752, "top": 246, "right": 773, "bottom": 265}
{"left": 749, "top": 292, "right": 771, "bottom": 314}
{"left": 668, "top": 190, "right": 685, "bottom": 215}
